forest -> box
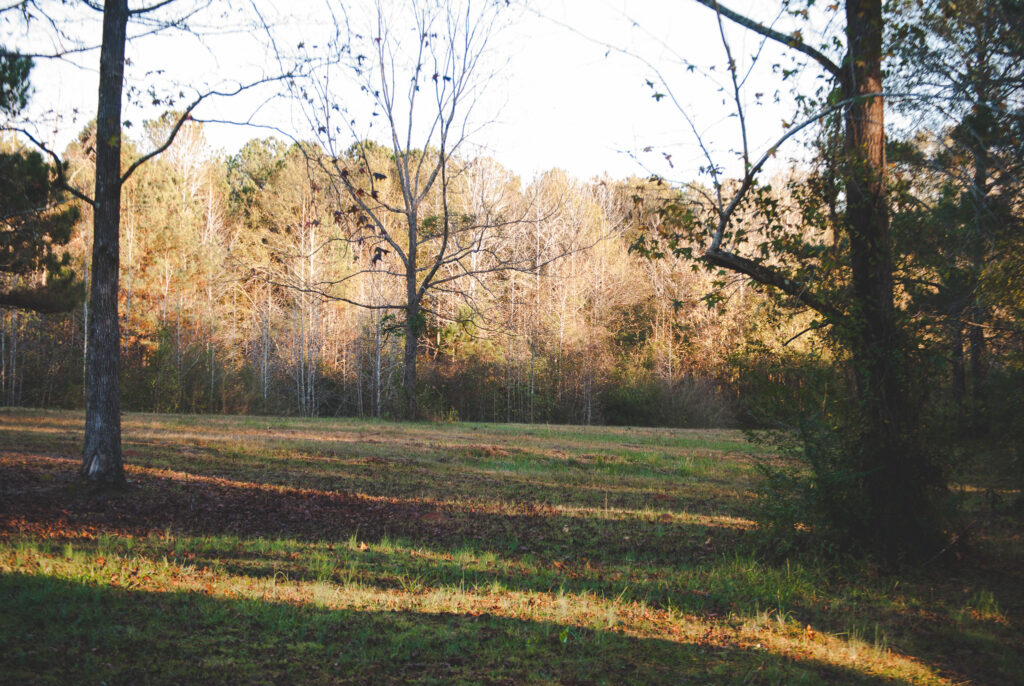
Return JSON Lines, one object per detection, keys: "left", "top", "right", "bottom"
{"left": 1, "top": 0, "right": 1023, "bottom": 683}
{"left": 1, "top": 128, "right": 760, "bottom": 426}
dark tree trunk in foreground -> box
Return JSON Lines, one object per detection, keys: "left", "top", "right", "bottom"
{"left": 841, "top": 0, "right": 942, "bottom": 558}
{"left": 81, "top": 0, "right": 128, "bottom": 486}
{"left": 950, "top": 322, "right": 965, "bottom": 406}
{"left": 693, "top": 0, "right": 947, "bottom": 559}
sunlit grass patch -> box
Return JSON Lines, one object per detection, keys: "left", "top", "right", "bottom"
{"left": 1, "top": 408, "right": 1022, "bottom": 685}
{"left": 1, "top": 540, "right": 946, "bottom": 685}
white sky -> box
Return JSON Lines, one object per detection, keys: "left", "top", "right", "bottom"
{"left": 7, "top": 0, "right": 831, "bottom": 183}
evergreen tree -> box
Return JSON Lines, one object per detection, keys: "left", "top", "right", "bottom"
{"left": 0, "top": 47, "right": 82, "bottom": 313}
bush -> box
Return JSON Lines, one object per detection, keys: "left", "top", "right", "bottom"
{"left": 752, "top": 418, "right": 870, "bottom": 559}
{"left": 600, "top": 375, "right": 737, "bottom": 428}
{"left": 601, "top": 381, "right": 662, "bottom": 426}
{"left": 752, "top": 381, "right": 956, "bottom": 563}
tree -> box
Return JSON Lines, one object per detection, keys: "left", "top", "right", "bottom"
{"left": 636, "top": 0, "right": 948, "bottom": 558}
{"left": 0, "top": 48, "right": 31, "bottom": 116}
{"left": 1, "top": 48, "right": 82, "bottom": 313}
{"left": 2, "top": 0, "right": 193, "bottom": 482}
{"left": 2, "top": 0, "right": 293, "bottom": 484}
{"left": 888, "top": 0, "right": 1024, "bottom": 430}
{"left": 0, "top": 144, "right": 82, "bottom": 313}
{"left": 80, "top": 0, "right": 131, "bottom": 485}
{"left": 290, "top": 0, "right": 567, "bottom": 418}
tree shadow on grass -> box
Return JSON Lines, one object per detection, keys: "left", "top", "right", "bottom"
{"left": 6, "top": 455, "right": 1024, "bottom": 684}
{"left": 49, "top": 531, "right": 1024, "bottom": 686}
{"left": 0, "top": 410, "right": 759, "bottom": 518}
{"left": 1, "top": 454, "right": 749, "bottom": 568}
{"left": 1, "top": 572, "right": 911, "bottom": 686}
{"left": 131, "top": 440, "right": 759, "bottom": 520}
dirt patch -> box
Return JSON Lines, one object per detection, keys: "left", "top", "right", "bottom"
{"left": 358, "top": 456, "right": 394, "bottom": 465}
{"left": 0, "top": 452, "right": 726, "bottom": 564}
{"left": 0, "top": 453, "right": 448, "bottom": 545}
{"left": 465, "top": 444, "right": 510, "bottom": 458}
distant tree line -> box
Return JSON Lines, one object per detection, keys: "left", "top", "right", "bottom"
{"left": 2, "top": 119, "right": 791, "bottom": 426}
{"left": 3, "top": 104, "right": 1019, "bottom": 439}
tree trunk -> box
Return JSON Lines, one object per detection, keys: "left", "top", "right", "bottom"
{"left": 374, "top": 308, "right": 382, "bottom": 418}
{"left": 403, "top": 296, "right": 419, "bottom": 420}
{"left": 950, "top": 320, "right": 965, "bottom": 407}
{"left": 967, "top": 100, "right": 990, "bottom": 435}
{"left": 81, "top": 0, "right": 128, "bottom": 486}
{"left": 399, "top": 290, "right": 415, "bottom": 419}
{"left": 968, "top": 309, "right": 986, "bottom": 434}
{"left": 403, "top": 212, "right": 419, "bottom": 420}
{"left": 842, "top": 0, "right": 940, "bottom": 557}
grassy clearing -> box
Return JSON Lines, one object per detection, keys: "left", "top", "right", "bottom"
{"left": 1, "top": 409, "right": 1021, "bottom": 684}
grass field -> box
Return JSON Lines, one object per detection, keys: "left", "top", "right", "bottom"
{"left": 1, "top": 408, "right": 1021, "bottom": 684}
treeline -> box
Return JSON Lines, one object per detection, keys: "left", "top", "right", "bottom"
{"left": 2, "top": 114, "right": 1021, "bottom": 433}
{"left": 0, "top": 123, "right": 777, "bottom": 425}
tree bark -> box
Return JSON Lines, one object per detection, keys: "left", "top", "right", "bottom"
{"left": 842, "top": 0, "right": 941, "bottom": 557}
{"left": 81, "top": 0, "right": 128, "bottom": 486}
{"left": 950, "top": 320, "right": 965, "bottom": 406}
{"left": 403, "top": 297, "right": 419, "bottom": 420}
{"left": 692, "top": 0, "right": 947, "bottom": 558}
{"left": 403, "top": 208, "right": 419, "bottom": 419}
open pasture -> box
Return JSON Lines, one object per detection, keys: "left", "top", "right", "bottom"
{"left": 1, "top": 409, "right": 1021, "bottom": 684}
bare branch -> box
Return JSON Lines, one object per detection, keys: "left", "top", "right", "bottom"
{"left": 703, "top": 247, "right": 843, "bottom": 321}
{"left": 709, "top": 95, "right": 857, "bottom": 252}
{"left": 691, "top": 0, "right": 842, "bottom": 78}
{"left": 713, "top": 5, "right": 750, "bottom": 174}
{"left": 4, "top": 126, "right": 95, "bottom": 205}
{"left": 121, "top": 74, "right": 292, "bottom": 185}
{"left": 128, "top": 0, "right": 180, "bottom": 15}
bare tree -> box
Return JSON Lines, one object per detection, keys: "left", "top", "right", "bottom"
{"left": 4, "top": 0, "right": 290, "bottom": 484}
{"left": 284, "top": 0, "right": 577, "bottom": 418}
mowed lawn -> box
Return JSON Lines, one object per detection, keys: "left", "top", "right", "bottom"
{"left": 1, "top": 409, "right": 1021, "bottom": 685}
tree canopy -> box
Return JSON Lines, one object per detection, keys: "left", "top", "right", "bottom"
{"left": 0, "top": 47, "right": 82, "bottom": 313}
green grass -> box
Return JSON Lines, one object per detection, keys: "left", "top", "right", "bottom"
{"left": 1, "top": 408, "right": 1022, "bottom": 684}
